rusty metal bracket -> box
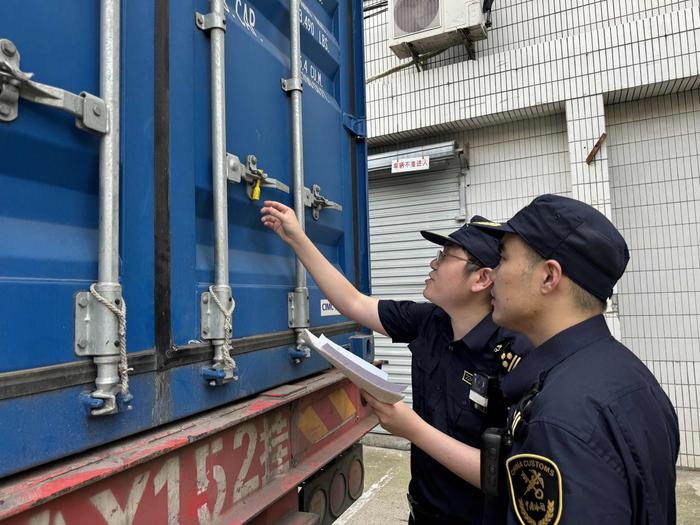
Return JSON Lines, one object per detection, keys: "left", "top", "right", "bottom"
{"left": 585, "top": 132, "right": 608, "bottom": 164}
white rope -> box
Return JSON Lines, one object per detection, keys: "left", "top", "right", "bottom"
{"left": 89, "top": 283, "right": 131, "bottom": 400}
{"left": 208, "top": 285, "right": 236, "bottom": 371}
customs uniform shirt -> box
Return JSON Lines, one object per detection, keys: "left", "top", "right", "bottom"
{"left": 379, "top": 300, "right": 529, "bottom": 523}
{"left": 501, "top": 315, "right": 679, "bottom": 525}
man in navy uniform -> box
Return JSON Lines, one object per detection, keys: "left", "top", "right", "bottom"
{"left": 261, "top": 200, "right": 530, "bottom": 524}
{"left": 365, "top": 194, "right": 679, "bottom": 524}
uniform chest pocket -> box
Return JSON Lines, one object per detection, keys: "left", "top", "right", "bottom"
{"left": 408, "top": 339, "right": 440, "bottom": 415}
{"left": 446, "top": 377, "right": 487, "bottom": 445}
{"left": 408, "top": 339, "right": 440, "bottom": 378}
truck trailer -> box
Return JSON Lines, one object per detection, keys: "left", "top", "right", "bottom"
{"left": 0, "top": 0, "right": 372, "bottom": 522}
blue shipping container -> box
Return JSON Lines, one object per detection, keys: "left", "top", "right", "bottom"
{"left": 0, "top": 0, "right": 369, "bottom": 478}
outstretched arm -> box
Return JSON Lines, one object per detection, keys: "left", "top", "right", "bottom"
{"left": 261, "top": 201, "right": 387, "bottom": 336}
{"left": 362, "top": 391, "right": 481, "bottom": 488}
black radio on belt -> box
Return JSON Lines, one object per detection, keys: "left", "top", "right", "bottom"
{"left": 480, "top": 427, "right": 512, "bottom": 497}
{"left": 469, "top": 372, "right": 498, "bottom": 413}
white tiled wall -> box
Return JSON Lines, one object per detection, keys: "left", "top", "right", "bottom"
{"left": 607, "top": 90, "right": 700, "bottom": 467}
{"left": 476, "top": 0, "right": 695, "bottom": 57}
{"left": 364, "top": 1, "right": 700, "bottom": 143}
{"left": 365, "top": 1, "right": 696, "bottom": 81}
{"left": 462, "top": 114, "right": 572, "bottom": 220}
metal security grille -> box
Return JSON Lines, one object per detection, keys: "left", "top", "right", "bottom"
{"left": 608, "top": 90, "right": 700, "bottom": 468}
{"left": 368, "top": 162, "right": 462, "bottom": 407}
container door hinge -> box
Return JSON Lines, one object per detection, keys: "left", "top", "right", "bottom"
{"left": 0, "top": 39, "right": 108, "bottom": 134}
{"left": 349, "top": 334, "right": 375, "bottom": 361}
{"left": 342, "top": 113, "right": 366, "bottom": 139}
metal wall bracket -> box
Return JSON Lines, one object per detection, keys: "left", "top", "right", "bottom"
{"left": 0, "top": 39, "right": 108, "bottom": 134}
{"left": 200, "top": 286, "right": 234, "bottom": 341}
{"left": 281, "top": 77, "right": 303, "bottom": 93}
{"left": 227, "top": 153, "right": 290, "bottom": 200}
{"left": 288, "top": 289, "right": 310, "bottom": 329}
{"left": 195, "top": 11, "right": 227, "bottom": 32}
{"left": 303, "top": 184, "right": 342, "bottom": 220}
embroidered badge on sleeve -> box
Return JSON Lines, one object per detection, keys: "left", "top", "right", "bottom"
{"left": 506, "top": 453, "right": 562, "bottom": 525}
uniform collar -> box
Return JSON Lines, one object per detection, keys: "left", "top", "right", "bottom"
{"left": 461, "top": 312, "right": 500, "bottom": 352}
{"left": 501, "top": 315, "right": 611, "bottom": 401}
{"left": 435, "top": 309, "right": 500, "bottom": 352}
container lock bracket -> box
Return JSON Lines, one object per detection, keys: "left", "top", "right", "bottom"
{"left": 227, "top": 153, "right": 289, "bottom": 200}
{"left": 303, "top": 184, "right": 342, "bottom": 220}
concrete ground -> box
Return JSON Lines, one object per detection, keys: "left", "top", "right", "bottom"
{"left": 336, "top": 433, "right": 700, "bottom": 524}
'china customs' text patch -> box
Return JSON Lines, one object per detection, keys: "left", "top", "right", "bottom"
{"left": 506, "top": 453, "right": 562, "bottom": 525}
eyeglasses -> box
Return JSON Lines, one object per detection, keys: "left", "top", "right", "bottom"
{"left": 435, "top": 249, "right": 480, "bottom": 266}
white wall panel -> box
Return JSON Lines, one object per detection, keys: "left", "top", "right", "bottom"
{"left": 608, "top": 90, "right": 700, "bottom": 468}
{"left": 462, "top": 114, "right": 572, "bottom": 221}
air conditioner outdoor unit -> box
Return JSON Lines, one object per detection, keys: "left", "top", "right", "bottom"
{"left": 388, "top": 0, "right": 487, "bottom": 60}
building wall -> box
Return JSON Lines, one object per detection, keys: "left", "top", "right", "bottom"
{"left": 366, "top": 0, "right": 695, "bottom": 80}
{"left": 364, "top": 0, "right": 700, "bottom": 142}
{"left": 364, "top": 0, "right": 700, "bottom": 466}
{"left": 462, "top": 114, "right": 572, "bottom": 220}
{"left": 607, "top": 90, "right": 700, "bottom": 467}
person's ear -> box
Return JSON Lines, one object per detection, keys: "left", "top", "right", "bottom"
{"left": 541, "top": 259, "right": 563, "bottom": 295}
{"left": 470, "top": 267, "right": 493, "bottom": 293}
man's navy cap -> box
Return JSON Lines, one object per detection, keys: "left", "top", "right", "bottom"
{"left": 470, "top": 195, "right": 630, "bottom": 301}
{"left": 420, "top": 215, "right": 501, "bottom": 268}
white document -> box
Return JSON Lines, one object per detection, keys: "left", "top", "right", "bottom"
{"left": 300, "top": 329, "right": 406, "bottom": 404}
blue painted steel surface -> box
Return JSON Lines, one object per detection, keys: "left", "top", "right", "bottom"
{"left": 0, "top": 0, "right": 155, "bottom": 372}
{"left": 0, "top": 0, "right": 368, "bottom": 478}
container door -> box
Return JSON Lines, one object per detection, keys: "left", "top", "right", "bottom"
{"left": 163, "top": 0, "right": 369, "bottom": 420}
{"left": 0, "top": 1, "right": 156, "bottom": 476}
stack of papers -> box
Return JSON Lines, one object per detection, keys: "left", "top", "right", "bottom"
{"left": 300, "top": 329, "right": 406, "bottom": 404}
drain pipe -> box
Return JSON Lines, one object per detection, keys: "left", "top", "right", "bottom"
{"left": 196, "top": 0, "right": 237, "bottom": 385}
{"left": 284, "top": 0, "right": 310, "bottom": 359}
